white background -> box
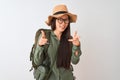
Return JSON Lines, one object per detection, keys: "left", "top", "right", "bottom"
{"left": 0, "top": 0, "right": 120, "bottom": 80}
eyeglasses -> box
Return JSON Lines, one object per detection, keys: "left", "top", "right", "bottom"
{"left": 56, "top": 18, "right": 69, "bottom": 24}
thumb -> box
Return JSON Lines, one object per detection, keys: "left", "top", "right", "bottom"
{"left": 41, "top": 30, "right": 46, "bottom": 38}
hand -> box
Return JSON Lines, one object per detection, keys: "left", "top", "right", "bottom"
{"left": 39, "top": 30, "right": 48, "bottom": 46}
{"left": 68, "top": 31, "right": 80, "bottom": 46}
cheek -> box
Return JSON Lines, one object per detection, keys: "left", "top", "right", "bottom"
{"left": 65, "top": 24, "right": 68, "bottom": 28}
{"left": 63, "top": 24, "right": 68, "bottom": 29}
{"left": 56, "top": 21, "right": 61, "bottom": 29}
{"left": 56, "top": 22, "right": 59, "bottom": 26}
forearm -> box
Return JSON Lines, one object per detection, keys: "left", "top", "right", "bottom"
{"left": 34, "top": 45, "right": 44, "bottom": 65}
{"left": 71, "top": 45, "right": 82, "bottom": 64}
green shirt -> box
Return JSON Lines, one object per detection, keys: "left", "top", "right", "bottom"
{"left": 34, "top": 31, "right": 82, "bottom": 80}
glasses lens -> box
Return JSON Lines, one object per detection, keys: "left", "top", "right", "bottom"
{"left": 64, "top": 19, "right": 69, "bottom": 24}
{"left": 58, "top": 18, "right": 63, "bottom": 24}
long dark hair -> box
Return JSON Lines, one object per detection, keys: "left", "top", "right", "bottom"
{"left": 51, "top": 17, "right": 72, "bottom": 69}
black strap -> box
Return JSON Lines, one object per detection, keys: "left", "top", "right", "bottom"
{"left": 53, "top": 11, "right": 67, "bottom": 15}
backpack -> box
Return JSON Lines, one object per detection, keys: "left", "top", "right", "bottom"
{"left": 30, "top": 28, "right": 51, "bottom": 71}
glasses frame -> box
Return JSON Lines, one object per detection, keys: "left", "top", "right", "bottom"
{"left": 56, "top": 18, "right": 70, "bottom": 24}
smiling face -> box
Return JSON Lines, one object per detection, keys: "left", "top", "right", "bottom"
{"left": 55, "top": 15, "right": 70, "bottom": 33}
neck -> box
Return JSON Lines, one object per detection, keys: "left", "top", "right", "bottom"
{"left": 54, "top": 30, "right": 62, "bottom": 40}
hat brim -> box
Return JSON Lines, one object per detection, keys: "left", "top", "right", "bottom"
{"left": 45, "top": 13, "right": 77, "bottom": 26}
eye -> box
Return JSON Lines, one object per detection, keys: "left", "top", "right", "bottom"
{"left": 59, "top": 18, "right": 63, "bottom": 21}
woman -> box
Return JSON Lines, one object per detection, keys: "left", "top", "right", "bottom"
{"left": 33, "top": 4, "right": 82, "bottom": 80}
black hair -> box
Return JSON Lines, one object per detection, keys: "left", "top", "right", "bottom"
{"left": 51, "top": 16, "right": 72, "bottom": 69}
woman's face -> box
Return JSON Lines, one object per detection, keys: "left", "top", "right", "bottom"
{"left": 55, "top": 15, "right": 69, "bottom": 33}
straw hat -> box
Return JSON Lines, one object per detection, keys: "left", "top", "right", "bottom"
{"left": 45, "top": 4, "right": 77, "bottom": 26}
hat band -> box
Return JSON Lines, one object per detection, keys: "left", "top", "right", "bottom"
{"left": 53, "top": 11, "right": 68, "bottom": 15}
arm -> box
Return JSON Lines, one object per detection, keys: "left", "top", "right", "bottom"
{"left": 68, "top": 31, "right": 82, "bottom": 64}
{"left": 34, "top": 30, "right": 48, "bottom": 65}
